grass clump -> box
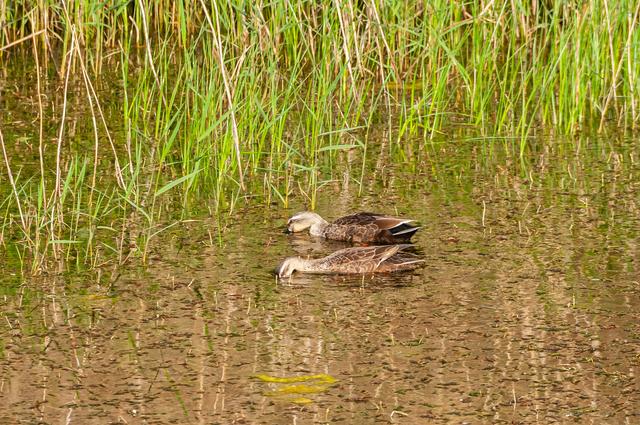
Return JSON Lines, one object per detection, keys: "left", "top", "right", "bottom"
{"left": 0, "top": 0, "right": 639, "bottom": 273}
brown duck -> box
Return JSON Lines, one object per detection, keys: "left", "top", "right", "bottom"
{"left": 285, "top": 211, "right": 420, "bottom": 244}
{"left": 275, "top": 245, "right": 424, "bottom": 278}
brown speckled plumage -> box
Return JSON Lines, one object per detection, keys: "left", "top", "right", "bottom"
{"left": 286, "top": 211, "right": 420, "bottom": 244}
{"left": 275, "top": 245, "right": 424, "bottom": 278}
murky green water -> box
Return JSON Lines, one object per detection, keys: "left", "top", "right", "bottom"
{"left": 1, "top": 132, "right": 639, "bottom": 423}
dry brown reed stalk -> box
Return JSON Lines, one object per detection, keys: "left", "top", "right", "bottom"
{"left": 368, "top": 0, "right": 397, "bottom": 79}
{"left": 346, "top": 0, "right": 363, "bottom": 73}
{"left": 199, "top": 0, "right": 245, "bottom": 191}
{"left": 0, "top": 127, "right": 26, "bottom": 230}
{"left": 76, "top": 42, "right": 101, "bottom": 198}
{"left": 32, "top": 27, "right": 48, "bottom": 271}
{"left": 0, "top": 29, "right": 46, "bottom": 51}
{"left": 333, "top": 0, "right": 357, "bottom": 96}
{"left": 628, "top": 12, "right": 638, "bottom": 125}
{"left": 51, "top": 31, "right": 75, "bottom": 261}
{"left": 32, "top": 31, "right": 47, "bottom": 210}
{"left": 72, "top": 32, "right": 126, "bottom": 189}
{"left": 54, "top": 0, "right": 126, "bottom": 191}
{"left": 137, "top": 0, "right": 168, "bottom": 110}
{"left": 600, "top": 0, "right": 640, "bottom": 130}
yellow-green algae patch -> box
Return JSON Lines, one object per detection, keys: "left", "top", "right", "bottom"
{"left": 254, "top": 374, "right": 337, "bottom": 404}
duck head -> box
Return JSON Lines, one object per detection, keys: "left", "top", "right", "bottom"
{"left": 274, "top": 257, "right": 306, "bottom": 278}
{"left": 285, "top": 211, "right": 326, "bottom": 234}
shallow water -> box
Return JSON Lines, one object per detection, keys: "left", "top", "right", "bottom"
{"left": 1, "top": 135, "right": 639, "bottom": 424}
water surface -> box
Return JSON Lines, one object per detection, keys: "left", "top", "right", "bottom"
{"left": 1, "top": 136, "right": 639, "bottom": 424}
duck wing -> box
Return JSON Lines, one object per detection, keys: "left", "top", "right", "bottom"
{"left": 372, "top": 216, "right": 418, "bottom": 234}
{"left": 358, "top": 245, "right": 422, "bottom": 272}
{"left": 377, "top": 245, "right": 425, "bottom": 272}
{"left": 315, "top": 246, "right": 393, "bottom": 273}
{"left": 334, "top": 212, "right": 416, "bottom": 232}
{"left": 332, "top": 212, "right": 383, "bottom": 226}
{"left": 321, "top": 246, "right": 381, "bottom": 264}
{"left": 313, "top": 245, "right": 423, "bottom": 274}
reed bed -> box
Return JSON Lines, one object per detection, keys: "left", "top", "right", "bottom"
{"left": 1, "top": 0, "right": 639, "bottom": 273}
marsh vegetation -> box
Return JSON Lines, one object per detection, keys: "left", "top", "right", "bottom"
{"left": 1, "top": 2, "right": 639, "bottom": 423}
{"left": 1, "top": 0, "right": 640, "bottom": 272}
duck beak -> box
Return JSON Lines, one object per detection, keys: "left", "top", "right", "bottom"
{"left": 274, "top": 261, "right": 286, "bottom": 278}
{"left": 283, "top": 227, "right": 292, "bottom": 234}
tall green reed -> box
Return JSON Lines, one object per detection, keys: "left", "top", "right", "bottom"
{"left": 1, "top": 0, "right": 639, "bottom": 274}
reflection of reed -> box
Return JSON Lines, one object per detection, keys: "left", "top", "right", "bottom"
{"left": 1, "top": 136, "right": 639, "bottom": 424}
{"left": 211, "top": 293, "right": 232, "bottom": 418}
{"left": 194, "top": 296, "right": 206, "bottom": 425}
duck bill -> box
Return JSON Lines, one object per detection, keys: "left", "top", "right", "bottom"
{"left": 274, "top": 261, "right": 285, "bottom": 277}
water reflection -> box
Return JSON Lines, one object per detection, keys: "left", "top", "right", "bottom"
{"left": 1, "top": 137, "right": 639, "bottom": 424}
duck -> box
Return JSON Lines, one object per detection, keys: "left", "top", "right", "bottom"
{"left": 285, "top": 211, "right": 420, "bottom": 244}
{"left": 275, "top": 245, "right": 424, "bottom": 278}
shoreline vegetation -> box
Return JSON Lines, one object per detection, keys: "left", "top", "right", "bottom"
{"left": 1, "top": 1, "right": 639, "bottom": 273}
